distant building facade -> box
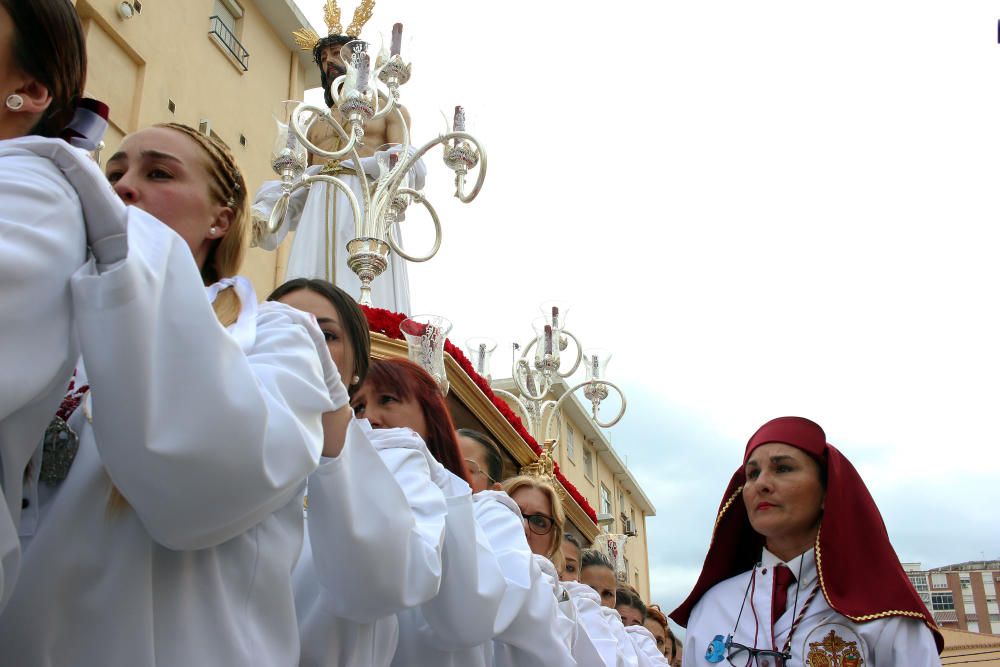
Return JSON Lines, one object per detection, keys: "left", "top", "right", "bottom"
{"left": 903, "top": 560, "right": 1000, "bottom": 635}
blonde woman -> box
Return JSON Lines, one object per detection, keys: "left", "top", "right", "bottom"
{"left": 0, "top": 124, "right": 343, "bottom": 665}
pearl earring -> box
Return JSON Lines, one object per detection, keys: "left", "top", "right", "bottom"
{"left": 209, "top": 226, "right": 217, "bottom": 236}
{"left": 5, "top": 94, "right": 24, "bottom": 111}
{"left": 351, "top": 375, "right": 360, "bottom": 385}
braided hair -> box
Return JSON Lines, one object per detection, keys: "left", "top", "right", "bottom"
{"left": 154, "top": 123, "right": 248, "bottom": 326}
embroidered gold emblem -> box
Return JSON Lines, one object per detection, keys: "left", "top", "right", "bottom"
{"left": 805, "top": 629, "right": 864, "bottom": 667}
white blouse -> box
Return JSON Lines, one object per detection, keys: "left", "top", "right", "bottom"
{"left": 295, "top": 420, "right": 448, "bottom": 667}
{"left": 0, "top": 139, "right": 87, "bottom": 610}
{"left": 684, "top": 547, "right": 941, "bottom": 667}
{"left": 0, "top": 208, "right": 333, "bottom": 665}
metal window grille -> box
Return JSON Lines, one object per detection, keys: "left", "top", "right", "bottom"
{"left": 208, "top": 15, "right": 249, "bottom": 71}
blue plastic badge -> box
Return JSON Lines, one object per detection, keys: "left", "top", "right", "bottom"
{"left": 705, "top": 634, "right": 727, "bottom": 663}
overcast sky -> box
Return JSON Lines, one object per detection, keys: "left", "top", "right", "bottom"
{"left": 296, "top": 0, "right": 1000, "bottom": 628}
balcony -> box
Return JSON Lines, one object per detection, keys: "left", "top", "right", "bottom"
{"left": 208, "top": 15, "right": 248, "bottom": 71}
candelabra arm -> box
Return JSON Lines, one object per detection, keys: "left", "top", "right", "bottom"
{"left": 291, "top": 101, "right": 361, "bottom": 161}
{"left": 389, "top": 131, "right": 486, "bottom": 203}
{"left": 556, "top": 330, "right": 584, "bottom": 378}
{"left": 368, "top": 73, "right": 397, "bottom": 122}
{"left": 491, "top": 388, "right": 535, "bottom": 437}
{"left": 512, "top": 354, "right": 550, "bottom": 401}
{"left": 301, "top": 173, "right": 364, "bottom": 238}
{"left": 382, "top": 188, "right": 441, "bottom": 262}
{"left": 540, "top": 380, "right": 628, "bottom": 443}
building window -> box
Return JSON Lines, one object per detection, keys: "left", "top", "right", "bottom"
{"left": 908, "top": 575, "right": 929, "bottom": 592}
{"left": 931, "top": 573, "right": 949, "bottom": 589}
{"left": 209, "top": 0, "right": 249, "bottom": 71}
{"left": 566, "top": 425, "right": 575, "bottom": 461}
{"left": 983, "top": 572, "right": 997, "bottom": 594}
{"left": 583, "top": 447, "right": 594, "bottom": 481}
{"left": 600, "top": 484, "right": 611, "bottom": 516}
{"left": 931, "top": 593, "right": 955, "bottom": 611}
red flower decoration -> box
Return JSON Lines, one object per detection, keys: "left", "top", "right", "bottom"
{"left": 360, "top": 305, "right": 598, "bottom": 523}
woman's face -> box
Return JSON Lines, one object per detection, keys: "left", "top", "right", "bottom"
{"left": 581, "top": 564, "right": 617, "bottom": 609}
{"left": 106, "top": 127, "right": 231, "bottom": 270}
{"left": 742, "top": 442, "right": 825, "bottom": 552}
{"left": 559, "top": 541, "right": 580, "bottom": 582}
{"left": 510, "top": 486, "right": 555, "bottom": 558}
{"left": 351, "top": 383, "right": 427, "bottom": 439}
{"left": 643, "top": 618, "right": 669, "bottom": 658}
{"left": 276, "top": 288, "right": 356, "bottom": 382}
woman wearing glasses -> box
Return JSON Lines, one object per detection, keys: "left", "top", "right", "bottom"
{"left": 672, "top": 417, "right": 943, "bottom": 666}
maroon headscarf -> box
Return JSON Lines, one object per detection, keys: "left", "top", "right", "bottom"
{"left": 670, "top": 416, "right": 942, "bottom": 653}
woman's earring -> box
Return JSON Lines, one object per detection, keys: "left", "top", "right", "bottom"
{"left": 351, "top": 375, "right": 360, "bottom": 385}
{"left": 5, "top": 94, "right": 24, "bottom": 111}
{"left": 209, "top": 226, "right": 217, "bottom": 236}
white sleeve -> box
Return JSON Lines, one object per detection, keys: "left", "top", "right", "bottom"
{"left": 70, "top": 209, "right": 331, "bottom": 550}
{"left": 626, "top": 625, "right": 670, "bottom": 666}
{"left": 497, "top": 554, "right": 577, "bottom": 667}
{"left": 305, "top": 420, "right": 447, "bottom": 622}
{"left": 873, "top": 617, "right": 941, "bottom": 666}
{"left": 418, "top": 491, "right": 506, "bottom": 649}
{"left": 565, "top": 581, "right": 625, "bottom": 667}
{"left": 0, "top": 153, "right": 83, "bottom": 425}
{"left": 250, "top": 166, "right": 318, "bottom": 250}
{"left": 601, "top": 606, "right": 642, "bottom": 667}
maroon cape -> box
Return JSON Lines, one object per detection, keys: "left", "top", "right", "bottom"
{"left": 670, "top": 416, "right": 942, "bottom": 653}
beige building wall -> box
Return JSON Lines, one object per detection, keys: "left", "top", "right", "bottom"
{"left": 74, "top": 0, "right": 316, "bottom": 295}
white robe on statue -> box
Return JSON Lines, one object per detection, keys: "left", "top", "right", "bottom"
{"left": 683, "top": 547, "right": 941, "bottom": 667}
{"left": 295, "top": 420, "right": 448, "bottom": 667}
{"left": 0, "top": 138, "right": 88, "bottom": 611}
{"left": 253, "top": 147, "right": 425, "bottom": 313}
{"left": 0, "top": 208, "right": 334, "bottom": 665}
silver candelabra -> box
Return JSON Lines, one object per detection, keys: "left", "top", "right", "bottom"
{"left": 467, "top": 303, "right": 627, "bottom": 452}
{"left": 266, "top": 38, "right": 487, "bottom": 305}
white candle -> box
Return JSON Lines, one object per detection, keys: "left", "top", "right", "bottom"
{"left": 544, "top": 325, "right": 553, "bottom": 355}
{"left": 391, "top": 23, "right": 403, "bottom": 56}
{"left": 453, "top": 105, "right": 465, "bottom": 132}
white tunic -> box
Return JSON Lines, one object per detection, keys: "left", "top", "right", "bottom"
{"left": 474, "top": 491, "right": 576, "bottom": 667}
{"left": 626, "top": 625, "right": 670, "bottom": 666}
{"left": 295, "top": 420, "right": 448, "bottom": 667}
{"left": 0, "top": 209, "right": 333, "bottom": 665}
{"left": 0, "top": 139, "right": 87, "bottom": 609}
{"left": 253, "top": 148, "right": 425, "bottom": 313}
{"left": 564, "top": 580, "right": 641, "bottom": 667}
{"left": 683, "top": 547, "right": 941, "bottom": 667}
{"left": 391, "top": 472, "right": 507, "bottom": 667}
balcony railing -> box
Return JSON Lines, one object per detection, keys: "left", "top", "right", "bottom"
{"left": 208, "top": 15, "right": 248, "bottom": 71}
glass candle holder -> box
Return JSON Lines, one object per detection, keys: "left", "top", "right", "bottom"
{"left": 465, "top": 337, "right": 496, "bottom": 384}
{"left": 400, "top": 315, "right": 453, "bottom": 395}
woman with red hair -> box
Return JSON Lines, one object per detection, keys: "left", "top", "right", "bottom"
{"left": 353, "top": 358, "right": 507, "bottom": 667}
{"left": 672, "top": 416, "right": 942, "bottom": 666}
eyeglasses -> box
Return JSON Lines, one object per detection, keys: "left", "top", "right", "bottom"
{"left": 463, "top": 459, "right": 496, "bottom": 484}
{"left": 521, "top": 512, "right": 555, "bottom": 535}
{"left": 724, "top": 636, "right": 790, "bottom": 667}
